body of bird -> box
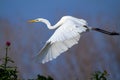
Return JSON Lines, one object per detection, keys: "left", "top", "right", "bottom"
{"left": 28, "top": 16, "right": 119, "bottom": 63}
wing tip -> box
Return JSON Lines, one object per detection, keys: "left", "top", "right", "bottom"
{"left": 42, "top": 57, "right": 55, "bottom": 64}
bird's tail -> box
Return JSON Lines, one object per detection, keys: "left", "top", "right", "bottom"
{"left": 91, "top": 28, "right": 120, "bottom": 35}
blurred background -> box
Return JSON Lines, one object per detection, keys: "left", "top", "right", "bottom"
{"left": 0, "top": 0, "right": 120, "bottom": 80}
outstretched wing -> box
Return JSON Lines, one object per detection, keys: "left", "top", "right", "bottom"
{"left": 35, "top": 21, "right": 88, "bottom": 63}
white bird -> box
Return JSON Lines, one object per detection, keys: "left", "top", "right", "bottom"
{"left": 28, "top": 16, "right": 119, "bottom": 64}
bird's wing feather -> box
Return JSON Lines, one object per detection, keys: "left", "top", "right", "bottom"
{"left": 34, "top": 35, "right": 80, "bottom": 63}
{"left": 35, "top": 21, "right": 87, "bottom": 63}
{"left": 48, "top": 21, "right": 87, "bottom": 42}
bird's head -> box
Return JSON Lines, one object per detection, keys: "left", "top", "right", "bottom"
{"left": 28, "top": 18, "right": 45, "bottom": 23}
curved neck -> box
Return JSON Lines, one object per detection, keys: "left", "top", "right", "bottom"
{"left": 39, "top": 18, "right": 63, "bottom": 29}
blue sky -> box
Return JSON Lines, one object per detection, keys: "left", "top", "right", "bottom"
{"left": 1, "top": 0, "right": 120, "bottom": 21}
{"left": 0, "top": 0, "right": 120, "bottom": 79}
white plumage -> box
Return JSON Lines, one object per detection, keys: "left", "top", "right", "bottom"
{"left": 28, "top": 16, "right": 119, "bottom": 63}
{"left": 29, "top": 16, "right": 88, "bottom": 63}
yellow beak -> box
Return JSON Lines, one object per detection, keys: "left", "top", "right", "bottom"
{"left": 28, "top": 20, "right": 36, "bottom": 23}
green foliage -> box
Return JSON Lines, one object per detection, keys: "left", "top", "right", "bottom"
{"left": 0, "top": 41, "right": 54, "bottom": 80}
{"left": 29, "top": 75, "right": 54, "bottom": 80}
{"left": 36, "top": 75, "right": 53, "bottom": 80}
{"left": 90, "top": 70, "right": 109, "bottom": 80}
{"left": 0, "top": 67, "right": 18, "bottom": 80}
{"left": 0, "top": 42, "right": 18, "bottom": 80}
{"left": 0, "top": 41, "right": 110, "bottom": 80}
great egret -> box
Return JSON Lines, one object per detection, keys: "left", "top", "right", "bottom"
{"left": 28, "top": 16, "right": 119, "bottom": 63}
